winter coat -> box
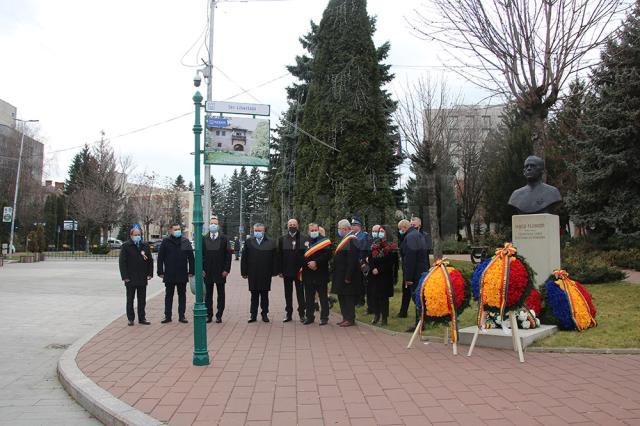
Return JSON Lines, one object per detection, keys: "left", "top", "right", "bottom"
{"left": 331, "top": 236, "right": 362, "bottom": 296}
{"left": 400, "top": 226, "right": 429, "bottom": 283}
{"left": 367, "top": 241, "right": 399, "bottom": 298}
{"left": 157, "top": 236, "right": 195, "bottom": 284}
{"left": 241, "top": 236, "right": 278, "bottom": 291}
{"left": 277, "top": 232, "right": 303, "bottom": 278}
{"left": 202, "top": 232, "right": 232, "bottom": 284}
{"left": 119, "top": 240, "right": 154, "bottom": 287}
{"left": 301, "top": 236, "right": 332, "bottom": 283}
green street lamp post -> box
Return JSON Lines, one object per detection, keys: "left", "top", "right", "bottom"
{"left": 192, "top": 90, "right": 210, "bottom": 366}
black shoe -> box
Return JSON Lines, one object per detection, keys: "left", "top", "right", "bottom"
{"left": 127, "top": 320, "right": 134, "bottom": 326}
{"left": 371, "top": 315, "right": 380, "bottom": 325}
{"left": 262, "top": 315, "right": 270, "bottom": 323}
{"left": 397, "top": 313, "right": 408, "bottom": 319}
{"left": 207, "top": 317, "right": 213, "bottom": 323}
{"left": 320, "top": 319, "right": 328, "bottom": 326}
{"left": 161, "top": 318, "right": 172, "bottom": 324}
{"left": 283, "top": 316, "right": 292, "bottom": 323}
{"left": 303, "top": 319, "right": 314, "bottom": 325}
{"left": 381, "top": 317, "right": 388, "bottom": 326}
{"left": 179, "top": 318, "right": 188, "bottom": 324}
{"left": 139, "top": 320, "right": 151, "bottom": 325}
{"left": 248, "top": 318, "right": 257, "bottom": 323}
{"left": 299, "top": 316, "right": 306, "bottom": 323}
{"left": 215, "top": 317, "right": 222, "bottom": 323}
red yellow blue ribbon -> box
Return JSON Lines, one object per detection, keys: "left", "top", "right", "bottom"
{"left": 477, "top": 243, "right": 517, "bottom": 328}
{"left": 553, "top": 270, "right": 597, "bottom": 331}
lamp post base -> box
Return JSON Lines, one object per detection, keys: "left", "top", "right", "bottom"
{"left": 193, "top": 301, "right": 210, "bottom": 366}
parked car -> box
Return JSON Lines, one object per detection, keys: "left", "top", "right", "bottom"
{"left": 107, "top": 238, "right": 123, "bottom": 249}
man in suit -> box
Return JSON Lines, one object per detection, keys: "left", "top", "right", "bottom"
{"left": 241, "top": 223, "right": 278, "bottom": 323}
{"left": 331, "top": 219, "right": 362, "bottom": 327}
{"left": 411, "top": 216, "right": 433, "bottom": 258}
{"left": 301, "top": 222, "right": 332, "bottom": 325}
{"left": 202, "top": 216, "right": 232, "bottom": 323}
{"left": 157, "top": 223, "right": 195, "bottom": 324}
{"left": 351, "top": 216, "right": 371, "bottom": 309}
{"left": 278, "top": 218, "right": 305, "bottom": 323}
{"left": 118, "top": 226, "right": 153, "bottom": 326}
{"left": 398, "top": 219, "right": 429, "bottom": 332}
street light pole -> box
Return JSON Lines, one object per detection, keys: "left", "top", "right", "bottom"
{"left": 9, "top": 119, "right": 38, "bottom": 253}
{"left": 203, "top": 0, "right": 216, "bottom": 225}
{"left": 192, "top": 90, "right": 210, "bottom": 366}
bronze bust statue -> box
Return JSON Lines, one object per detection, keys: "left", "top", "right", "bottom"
{"left": 508, "top": 156, "right": 562, "bottom": 214}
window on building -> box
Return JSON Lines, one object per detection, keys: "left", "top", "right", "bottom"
{"left": 217, "top": 143, "right": 222, "bottom": 148}
{"left": 215, "top": 130, "right": 220, "bottom": 136}
{"left": 222, "top": 131, "right": 226, "bottom": 136}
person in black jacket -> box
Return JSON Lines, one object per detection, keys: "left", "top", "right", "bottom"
{"left": 301, "top": 223, "right": 332, "bottom": 325}
{"left": 119, "top": 227, "right": 154, "bottom": 326}
{"left": 202, "top": 216, "right": 232, "bottom": 323}
{"left": 241, "top": 223, "right": 278, "bottom": 323}
{"left": 398, "top": 220, "right": 429, "bottom": 331}
{"left": 367, "top": 225, "right": 399, "bottom": 326}
{"left": 157, "top": 223, "right": 195, "bottom": 324}
{"left": 331, "top": 219, "right": 362, "bottom": 327}
{"left": 277, "top": 218, "right": 305, "bottom": 323}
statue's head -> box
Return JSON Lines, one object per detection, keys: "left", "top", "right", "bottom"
{"left": 523, "top": 155, "right": 544, "bottom": 183}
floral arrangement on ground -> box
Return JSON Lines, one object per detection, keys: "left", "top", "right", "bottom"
{"left": 544, "top": 270, "right": 597, "bottom": 331}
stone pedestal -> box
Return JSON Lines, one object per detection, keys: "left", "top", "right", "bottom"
{"left": 512, "top": 214, "right": 561, "bottom": 288}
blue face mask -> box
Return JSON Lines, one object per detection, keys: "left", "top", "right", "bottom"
{"left": 378, "top": 231, "right": 385, "bottom": 239}
{"left": 209, "top": 224, "right": 219, "bottom": 232}
{"left": 371, "top": 232, "right": 379, "bottom": 239}
{"left": 338, "top": 229, "right": 344, "bottom": 237}
{"left": 132, "top": 235, "right": 141, "bottom": 243}
{"left": 173, "top": 230, "right": 182, "bottom": 238}
{"left": 254, "top": 231, "right": 264, "bottom": 239}
{"left": 310, "top": 231, "right": 319, "bottom": 239}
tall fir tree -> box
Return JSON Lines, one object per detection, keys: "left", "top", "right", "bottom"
{"left": 566, "top": 3, "right": 640, "bottom": 234}
{"left": 293, "top": 0, "right": 397, "bottom": 233}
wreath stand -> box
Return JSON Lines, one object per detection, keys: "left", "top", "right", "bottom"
{"left": 467, "top": 310, "right": 525, "bottom": 363}
{"left": 407, "top": 320, "right": 458, "bottom": 356}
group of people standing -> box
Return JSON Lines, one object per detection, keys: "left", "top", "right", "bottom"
{"left": 118, "top": 215, "right": 431, "bottom": 329}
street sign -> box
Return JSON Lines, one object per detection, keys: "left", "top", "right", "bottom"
{"left": 205, "top": 101, "right": 270, "bottom": 117}
{"left": 2, "top": 207, "right": 12, "bottom": 223}
{"left": 206, "top": 117, "right": 229, "bottom": 128}
{"left": 63, "top": 220, "right": 78, "bottom": 231}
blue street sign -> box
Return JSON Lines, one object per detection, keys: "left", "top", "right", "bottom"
{"left": 207, "top": 117, "right": 229, "bottom": 128}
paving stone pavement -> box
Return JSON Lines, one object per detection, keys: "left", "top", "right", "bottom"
{"left": 74, "top": 260, "right": 640, "bottom": 426}
{"left": 0, "top": 260, "right": 162, "bottom": 425}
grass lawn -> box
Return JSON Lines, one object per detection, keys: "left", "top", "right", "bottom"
{"left": 332, "top": 259, "right": 640, "bottom": 349}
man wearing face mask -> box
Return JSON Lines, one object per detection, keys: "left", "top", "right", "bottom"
{"left": 368, "top": 225, "right": 399, "bottom": 326}
{"left": 157, "top": 223, "right": 195, "bottom": 324}
{"left": 241, "top": 223, "right": 278, "bottom": 323}
{"left": 119, "top": 226, "right": 153, "bottom": 326}
{"left": 202, "top": 216, "right": 232, "bottom": 323}
{"left": 331, "top": 219, "right": 362, "bottom": 327}
{"left": 301, "top": 223, "right": 332, "bottom": 325}
{"left": 277, "top": 218, "right": 305, "bottom": 323}
{"left": 398, "top": 218, "right": 428, "bottom": 332}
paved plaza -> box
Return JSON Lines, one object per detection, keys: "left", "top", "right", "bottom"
{"left": 74, "top": 261, "right": 640, "bottom": 425}
{"left": 0, "top": 261, "right": 162, "bottom": 425}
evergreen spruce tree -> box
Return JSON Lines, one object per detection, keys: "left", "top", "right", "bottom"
{"left": 566, "top": 4, "right": 640, "bottom": 233}
{"left": 64, "top": 145, "right": 93, "bottom": 195}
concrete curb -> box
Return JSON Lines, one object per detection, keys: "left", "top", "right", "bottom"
{"left": 526, "top": 346, "right": 640, "bottom": 355}
{"left": 57, "top": 289, "right": 165, "bottom": 426}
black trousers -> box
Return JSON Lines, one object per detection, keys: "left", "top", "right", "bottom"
{"left": 284, "top": 276, "right": 305, "bottom": 318}
{"left": 126, "top": 285, "right": 147, "bottom": 322}
{"left": 338, "top": 294, "right": 356, "bottom": 322}
{"left": 164, "top": 282, "right": 187, "bottom": 319}
{"left": 399, "top": 282, "right": 413, "bottom": 316}
{"left": 304, "top": 279, "right": 329, "bottom": 321}
{"left": 366, "top": 277, "right": 375, "bottom": 313}
{"left": 205, "top": 281, "right": 225, "bottom": 319}
{"left": 372, "top": 289, "right": 389, "bottom": 319}
{"left": 250, "top": 290, "right": 269, "bottom": 318}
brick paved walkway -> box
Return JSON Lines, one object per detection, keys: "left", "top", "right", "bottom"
{"left": 76, "top": 262, "right": 640, "bottom": 425}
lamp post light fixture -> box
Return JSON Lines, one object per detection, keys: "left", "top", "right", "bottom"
{"left": 191, "top": 89, "right": 210, "bottom": 366}
{"left": 9, "top": 118, "right": 39, "bottom": 254}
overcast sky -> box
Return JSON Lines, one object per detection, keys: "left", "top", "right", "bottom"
{"left": 0, "top": 0, "right": 487, "bottom": 186}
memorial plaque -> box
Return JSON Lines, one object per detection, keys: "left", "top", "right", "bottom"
{"left": 512, "top": 214, "right": 561, "bottom": 288}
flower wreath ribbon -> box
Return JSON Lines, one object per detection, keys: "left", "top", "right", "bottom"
{"left": 419, "top": 257, "right": 460, "bottom": 343}
{"left": 553, "top": 270, "right": 597, "bottom": 331}
{"left": 476, "top": 243, "right": 517, "bottom": 329}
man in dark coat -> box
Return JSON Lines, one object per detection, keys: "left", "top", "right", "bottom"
{"left": 278, "top": 218, "right": 305, "bottom": 323}
{"left": 119, "top": 227, "right": 154, "bottom": 326}
{"left": 351, "top": 216, "right": 371, "bottom": 308}
{"left": 157, "top": 223, "right": 195, "bottom": 324}
{"left": 301, "top": 223, "right": 332, "bottom": 325}
{"left": 331, "top": 219, "right": 362, "bottom": 327}
{"left": 202, "top": 216, "right": 232, "bottom": 323}
{"left": 398, "top": 219, "right": 429, "bottom": 331}
{"left": 411, "top": 216, "right": 433, "bottom": 257}
{"left": 241, "top": 223, "right": 278, "bottom": 323}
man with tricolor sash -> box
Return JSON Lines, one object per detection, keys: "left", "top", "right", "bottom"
{"left": 301, "top": 223, "right": 332, "bottom": 325}
{"left": 331, "top": 219, "right": 362, "bottom": 327}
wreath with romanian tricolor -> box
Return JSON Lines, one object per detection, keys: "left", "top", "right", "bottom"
{"left": 544, "top": 270, "right": 597, "bottom": 331}
{"left": 471, "top": 243, "right": 536, "bottom": 328}
{"left": 413, "top": 258, "right": 470, "bottom": 343}
{"left": 371, "top": 239, "right": 397, "bottom": 258}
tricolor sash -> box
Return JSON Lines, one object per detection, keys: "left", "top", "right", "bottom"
{"left": 553, "top": 270, "right": 597, "bottom": 331}
{"left": 297, "top": 238, "right": 332, "bottom": 280}
{"left": 334, "top": 233, "right": 356, "bottom": 255}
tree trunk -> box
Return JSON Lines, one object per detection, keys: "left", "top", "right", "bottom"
{"left": 465, "top": 220, "right": 474, "bottom": 244}
{"left": 426, "top": 169, "right": 442, "bottom": 259}
{"left": 531, "top": 114, "right": 547, "bottom": 161}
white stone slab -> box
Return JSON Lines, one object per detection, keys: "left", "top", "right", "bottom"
{"left": 512, "top": 214, "right": 561, "bottom": 287}
{"left": 458, "top": 324, "right": 557, "bottom": 349}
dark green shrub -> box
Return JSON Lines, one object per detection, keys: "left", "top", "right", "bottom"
{"left": 441, "top": 240, "right": 469, "bottom": 254}
{"left": 562, "top": 255, "right": 626, "bottom": 284}
{"left": 90, "top": 243, "right": 111, "bottom": 255}
{"left": 603, "top": 249, "right": 640, "bottom": 271}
